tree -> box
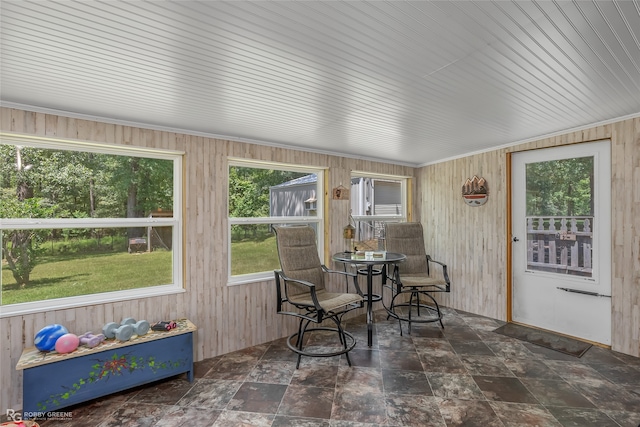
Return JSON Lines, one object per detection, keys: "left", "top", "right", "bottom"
{"left": 525, "top": 157, "right": 594, "bottom": 217}
{"left": 229, "top": 167, "right": 305, "bottom": 217}
{"left": 103, "top": 156, "right": 173, "bottom": 238}
{"left": 228, "top": 167, "right": 306, "bottom": 238}
{"left": 0, "top": 146, "right": 55, "bottom": 287}
{"left": 0, "top": 194, "right": 55, "bottom": 287}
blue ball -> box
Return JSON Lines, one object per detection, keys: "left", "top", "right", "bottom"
{"left": 34, "top": 324, "right": 69, "bottom": 352}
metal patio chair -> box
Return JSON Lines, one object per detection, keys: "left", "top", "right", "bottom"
{"left": 383, "top": 222, "right": 451, "bottom": 335}
{"left": 274, "top": 225, "right": 364, "bottom": 368}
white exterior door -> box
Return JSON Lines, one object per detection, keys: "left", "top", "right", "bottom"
{"left": 511, "top": 140, "right": 611, "bottom": 345}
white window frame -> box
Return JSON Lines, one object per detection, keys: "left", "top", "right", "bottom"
{"left": 350, "top": 171, "right": 409, "bottom": 231}
{"left": 228, "top": 158, "right": 325, "bottom": 285}
{"left": 0, "top": 133, "right": 184, "bottom": 317}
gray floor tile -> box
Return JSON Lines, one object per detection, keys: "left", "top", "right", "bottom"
{"left": 32, "top": 308, "right": 640, "bottom": 427}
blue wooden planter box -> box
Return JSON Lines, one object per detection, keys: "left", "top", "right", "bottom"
{"left": 17, "top": 320, "right": 195, "bottom": 417}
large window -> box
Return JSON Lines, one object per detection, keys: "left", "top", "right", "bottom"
{"left": 0, "top": 134, "right": 183, "bottom": 316}
{"left": 228, "top": 159, "right": 324, "bottom": 283}
{"left": 350, "top": 172, "right": 409, "bottom": 251}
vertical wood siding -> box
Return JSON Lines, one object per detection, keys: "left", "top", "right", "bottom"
{"left": 1, "top": 108, "right": 638, "bottom": 410}
{"left": 419, "top": 117, "right": 640, "bottom": 359}
{"left": 0, "top": 108, "right": 414, "bottom": 410}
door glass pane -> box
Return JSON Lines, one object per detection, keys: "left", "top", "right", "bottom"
{"left": 525, "top": 156, "right": 594, "bottom": 278}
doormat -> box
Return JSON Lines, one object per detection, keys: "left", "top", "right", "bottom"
{"left": 492, "top": 323, "right": 592, "bottom": 358}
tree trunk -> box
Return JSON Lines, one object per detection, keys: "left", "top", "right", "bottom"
{"left": 126, "top": 158, "right": 144, "bottom": 239}
{"left": 16, "top": 180, "right": 33, "bottom": 201}
{"left": 88, "top": 153, "right": 96, "bottom": 217}
{"left": 8, "top": 146, "right": 34, "bottom": 287}
{"left": 4, "top": 223, "right": 32, "bottom": 287}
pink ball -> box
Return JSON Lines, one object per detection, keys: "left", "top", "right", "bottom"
{"left": 55, "top": 333, "right": 80, "bottom": 354}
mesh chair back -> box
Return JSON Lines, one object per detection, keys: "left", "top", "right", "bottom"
{"left": 274, "top": 225, "right": 325, "bottom": 297}
{"left": 385, "top": 223, "right": 428, "bottom": 275}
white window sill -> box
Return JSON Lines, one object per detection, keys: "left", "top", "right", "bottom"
{"left": 0, "top": 285, "right": 185, "bottom": 318}
{"left": 227, "top": 272, "right": 274, "bottom": 286}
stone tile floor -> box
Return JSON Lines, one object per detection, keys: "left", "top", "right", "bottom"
{"left": 27, "top": 308, "right": 640, "bottom": 426}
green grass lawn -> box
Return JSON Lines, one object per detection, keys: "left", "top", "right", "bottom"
{"left": 230, "top": 234, "right": 280, "bottom": 276}
{"left": 2, "top": 250, "right": 172, "bottom": 305}
{"left": 2, "top": 235, "right": 280, "bottom": 305}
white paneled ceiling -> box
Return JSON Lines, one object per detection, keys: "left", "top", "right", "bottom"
{"left": 1, "top": 1, "right": 639, "bottom": 166}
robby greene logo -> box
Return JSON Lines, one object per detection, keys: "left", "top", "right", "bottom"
{"left": 6, "top": 408, "right": 72, "bottom": 422}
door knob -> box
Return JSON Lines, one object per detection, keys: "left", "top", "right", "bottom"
{"left": 513, "top": 237, "right": 520, "bottom": 242}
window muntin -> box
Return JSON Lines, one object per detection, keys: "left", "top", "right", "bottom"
{"left": 350, "top": 172, "right": 408, "bottom": 251}
{"left": 228, "top": 159, "right": 324, "bottom": 283}
{"left": 0, "top": 134, "right": 183, "bottom": 316}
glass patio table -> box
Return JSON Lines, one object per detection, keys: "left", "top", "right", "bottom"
{"left": 332, "top": 251, "right": 406, "bottom": 347}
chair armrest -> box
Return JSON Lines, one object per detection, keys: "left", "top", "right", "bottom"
{"left": 274, "top": 270, "right": 323, "bottom": 312}
{"left": 426, "top": 255, "right": 450, "bottom": 290}
{"left": 322, "top": 265, "right": 364, "bottom": 297}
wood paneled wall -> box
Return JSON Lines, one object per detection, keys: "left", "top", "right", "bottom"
{"left": 418, "top": 116, "right": 640, "bottom": 358}
{"left": 2, "top": 108, "right": 638, "bottom": 411}
{"left": 417, "top": 149, "right": 507, "bottom": 320}
{"left": 0, "top": 108, "right": 415, "bottom": 410}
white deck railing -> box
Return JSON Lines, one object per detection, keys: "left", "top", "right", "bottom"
{"left": 526, "top": 216, "right": 593, "bottom": 277}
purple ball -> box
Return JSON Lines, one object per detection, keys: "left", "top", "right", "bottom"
{"left": 34, "top": 324, "right": 69, "bottom": 352}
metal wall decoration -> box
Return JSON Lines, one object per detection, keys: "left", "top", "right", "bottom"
{"left": 462, "top": 176, "right": 488, "bottom": 206}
